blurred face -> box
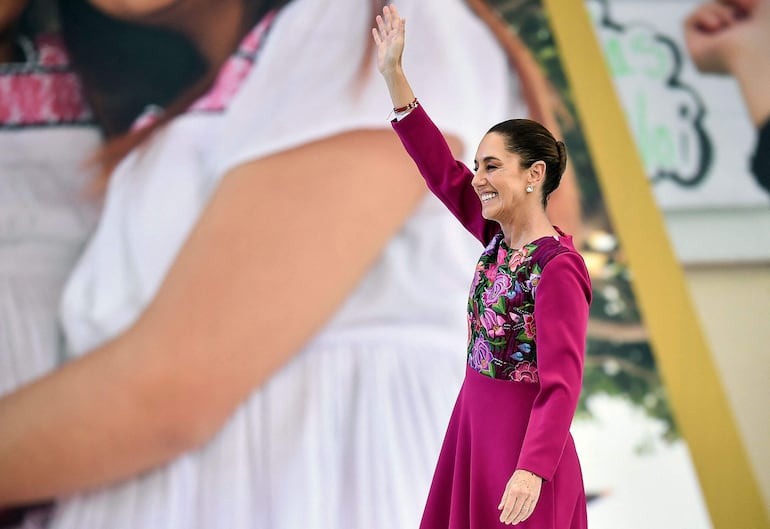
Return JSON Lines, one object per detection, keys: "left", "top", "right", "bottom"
{"left": 0, "top": 0, "right": 29, "bottom": 32}
{"left": 471, "top": 132, "right": 532, "bottom": 224}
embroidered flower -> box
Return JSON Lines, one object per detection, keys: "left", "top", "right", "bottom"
{"left": 508, "top": 247, "right": 530, "bottom": 270}
{"left": 523, "top": 314, "right": 536, "bottom": 339}
{"left": 482, "top": 273, "right": 512, "bottom": 306}
{"left": 512, "top": 361, "right": 539, "bottom": 383}
{"left": 470, "top": 337, "right": 494, "bottom": 372}
{"left": 527, "top": 272, "right": 541, "bottom": 292}
{"left": 497, "top": 246, "right": 508, "bottom": 265}
{"left": 506, "top": 282, "right": 526, "bottom": 307}
{"left": 484, "top": 262, "right": 499, "bottom": 283}
{"left": 467, "top": 237, "right": 548, "bottom": 381}
{"left": 480, "top": 309, "right": 506, "bottom": 337}
{"left": 481, "top": 236, "right": 499, "bottom": 257}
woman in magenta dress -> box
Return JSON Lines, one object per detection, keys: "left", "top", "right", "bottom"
{"left": 373, "top": 6, "right": 591, "bottom": 528}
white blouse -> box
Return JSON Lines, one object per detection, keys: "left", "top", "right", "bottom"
{"left": 0, "top": 34, "right": 100, "bottom": 398}
{"left": 54, "top": 0, "right": 523, "bottom": 527}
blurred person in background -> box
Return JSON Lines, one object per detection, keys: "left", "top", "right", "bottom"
{"left": 0, "top": 0, "right": 581, "bottom": 527}
{"left": 685, "top": 0, "right": 770, "bottom": 193}
{"left": 0, "top": 1, "right": 100, "bottom": 526}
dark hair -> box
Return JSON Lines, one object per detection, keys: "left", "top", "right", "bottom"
{"left": 487, "top": 119, "right": 567, "bottom": 207}
{"left": 18, "top": 0, "right": 59, "bottom": 37}
{"left": 57, "top": 0, "right": 382, "bottom": 177}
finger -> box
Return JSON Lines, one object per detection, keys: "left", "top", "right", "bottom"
{"left": 375, "top": 14, "right": 386, "bottom": 38}
{"left": 497, "top": 486, "right": 508, "bottom": 511}
{"left": 383, "top": 5, "right": 394, "bottom": 31}
{"left": 371, "top": 27, "right": 382, "bottom": 46}
{"left": 510, "top": 500, "right": 530, "bottom": 525}
{"left": 718, "top": 0, "right": 757, "bottom": 16}
{"left": 506, "top": 497, "right": 526, "bottom": 524}
{"left": 500, "top": 494, "right": 521, "bottom": 524}
{"left": 520, "top": 501, "right": 535, "bottom": 523}
{"left": 390, "top": 4, "right": 403, "bottom": 29}
{"left": 711, "top": 1, "right": 741, "bottom": 26}
{"left": 499, "top": 482, "right": 515, "bottom": 519}
{"left": 690, "top": 3, "right": 737, "bottom": 31}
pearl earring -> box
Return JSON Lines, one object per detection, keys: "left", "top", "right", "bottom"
{"left": 526, "top": 185, "right": 534, "bottom": 193}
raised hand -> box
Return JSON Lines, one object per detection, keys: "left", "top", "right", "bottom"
{"left": 372, "top": 5, "right": 405, "bottom": 75}
{"left": 684, "top": 0, "right": 769, "bottom": 74}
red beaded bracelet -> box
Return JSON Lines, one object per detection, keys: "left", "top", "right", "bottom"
{"left": 394, "top": 98, "right": 419, "bottom": 113}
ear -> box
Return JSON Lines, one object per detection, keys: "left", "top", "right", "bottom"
{"left": 528, "top": 160, "right": 546, "bottom": 186}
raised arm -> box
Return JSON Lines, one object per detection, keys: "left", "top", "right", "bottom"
{"left": 684, "top": 0, "right": 770, "bottom": 191}
{"left": 373, "top": 5, "right": 496, "bottom": 244}
{"left": 0, "top": 130, "right": 426, "bottom": 505}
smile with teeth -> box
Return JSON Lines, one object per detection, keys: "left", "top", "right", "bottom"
{"left": 480, "top": 192, "right": 498, "bottom": 202}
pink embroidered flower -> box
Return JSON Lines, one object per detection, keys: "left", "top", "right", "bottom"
{"left": 484, "top": 262, "right": 499, "bottom": 283}
{"left": 497, "top": 246, "right": 507, "bottom": 264}
{"left": 470, "top": 337, "right": 493, "bottom": 372}
{"left": 508, "top": 247, "right": 530, "bottom": 270}
{"left": 0, "top": 70, "right": 91, "bottom": 126}
{"left": 523, "top": 314, "right": 536, "bottom": 339}
{"left": 508, "top": 312, "right": 521, "bottom": 324}
{"left": 190, "top": 58, "right": 253, "bottom": 112}
{"left": 480, "top": 309, "right": 506, "bottom": 337}
{"left": 37, "top": 35, "right": 69, "bottom": 67}
{"left": 512, "top": 361, "right": 539, "bottom": 383}
{"left": 482, "top": 274, "right": 512, "bottom": 306}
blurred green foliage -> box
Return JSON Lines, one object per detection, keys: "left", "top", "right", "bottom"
{"left": 485, "top": 0, "right": 678, "bottom": 441}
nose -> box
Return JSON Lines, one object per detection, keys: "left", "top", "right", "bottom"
{"left": 471, "top": 169, "right": 485, "bottom": 190}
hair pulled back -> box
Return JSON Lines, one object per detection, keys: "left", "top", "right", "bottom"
{"left": 487, "top": 119, "right": 567, "bottom": 208}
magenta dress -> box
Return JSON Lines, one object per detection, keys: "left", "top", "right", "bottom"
{"left": 392, "top": 105, "right": 591, "bottom": 529}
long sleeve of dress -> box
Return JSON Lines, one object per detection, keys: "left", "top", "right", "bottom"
{"left": 751, "top": 119, "right": 770, "bottom": 195}
{"left": 516, "top": 251, "right": 591, "bottom": 482}
{"left": 392, "top": 104, "right": 497, "bottom": 244}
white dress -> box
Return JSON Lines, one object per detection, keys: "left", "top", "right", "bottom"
{"left": 0, "top": 34, "right": 100, "bottom": 398}
{"left": 53, "top": 1, "right": 523, "bottom": 527}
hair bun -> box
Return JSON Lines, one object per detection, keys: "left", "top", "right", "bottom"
{"left": 555, "top": 140, "right": 567, "bottom": 176}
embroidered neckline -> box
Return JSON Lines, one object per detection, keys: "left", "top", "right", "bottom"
{"left": 131, "top": 10, "right": 278, "bottom": 131}
{"left": 0, "top": 34, "right": 92, "bottom": 128}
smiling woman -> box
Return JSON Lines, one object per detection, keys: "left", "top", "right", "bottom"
{"left": 473, "top": 119, "right": 567, "bottom": 232}
{"left": 375, "top": 5, "right": 591, "bottom": 527}
{"left": 0, "top": 0, "right": 585, "bottom": 528}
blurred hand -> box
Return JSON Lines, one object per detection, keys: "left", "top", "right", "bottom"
{"left": 372, "top": 5, "right": 405, "bottom": 75}
{"left": 684, "top": 0, "right": 770, "bottom": 74}
{"left": 498, "top": 469, "right": 542, "bottom": 525}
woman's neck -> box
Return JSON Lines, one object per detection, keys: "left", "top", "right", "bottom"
{"left": 500, "top": 207, "right": 557, "bottom": 249}
{"left": 170, "top": 0, "right": 245, "bottom": 68}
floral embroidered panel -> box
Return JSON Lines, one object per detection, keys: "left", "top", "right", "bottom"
{"left": 467, "top": 232, "right": 567, "bottom": 382}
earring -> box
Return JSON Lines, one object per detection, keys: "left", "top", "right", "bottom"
{"left": 526, "top": 185, "right": 534, "bottom": 193}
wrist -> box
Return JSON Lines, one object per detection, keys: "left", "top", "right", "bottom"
{"left": 516, "top": 468, "right": 544, "bottom": 481}
{"left": 730, "top": 50, "right": 770, "bottom": 127}
{"left": 381, "top": 64, "right": 404, "bottom": 79}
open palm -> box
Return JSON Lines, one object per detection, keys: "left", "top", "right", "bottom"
{"left": 372, "top": 5, "right": 405, "bottom": 74}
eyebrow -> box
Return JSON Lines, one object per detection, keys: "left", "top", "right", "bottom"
{"left": 474, "top": 156, "right": 503, "bottom": 166}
